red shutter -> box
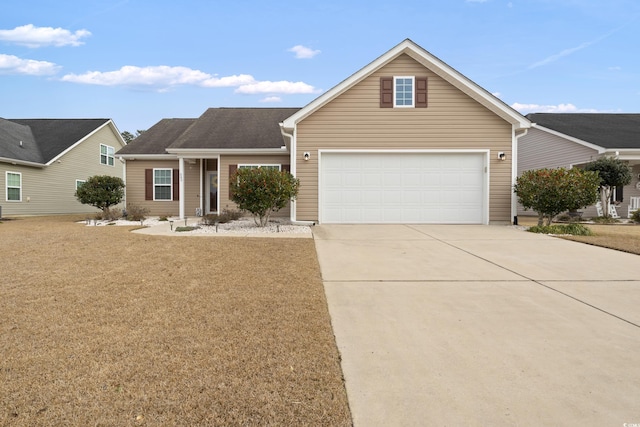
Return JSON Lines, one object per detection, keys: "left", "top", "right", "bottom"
{"left": 229, "top": 164, "right": 238, "bottom": 198}
{"left": 172, "top": 169, "right": 180, "bottom": 201}
{"left": 145, "top": 169, "right": 153, "bottom": 200}
{"left": 380, "top": 77, "right": 393, "bottom": 108}
{"left": 416, "top": 77, "right": 428, "bottom": 108}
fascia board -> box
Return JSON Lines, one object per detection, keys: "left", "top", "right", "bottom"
{"left": 46, "top": 119, "right": 113, "bottom": 166}
{"left": 282, "top": 39, "right": 530, "bottom": 130}
{"left": 0, "top": 156, "right": 46, "bottom": 168}
{"left": 166, "top": 148, "right": 289, "bottom": 157}
{"left": 532, "top": 124, "right": 606, "bottom": 153}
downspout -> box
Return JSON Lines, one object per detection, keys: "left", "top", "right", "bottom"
{"left": 280, "top": 123, "right": 315, "bottom": 226}
{"left": 512, "top": 127, "right": 529, "bottom": 225}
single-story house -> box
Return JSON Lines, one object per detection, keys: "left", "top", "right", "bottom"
{"left": 0, "top": 118, "right": 126, "bottom": 216}
{"left": 518, "top": 113, "right": 640, "bottom": 218}
{"left": 118, "top": 39, "right": 531, "bottom": 224}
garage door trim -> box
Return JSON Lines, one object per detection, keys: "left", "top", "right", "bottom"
{"left": 318, "top": 149, "right": 490, "bottom": 224}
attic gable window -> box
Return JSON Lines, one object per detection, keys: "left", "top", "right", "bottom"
{"left": 395, "top": 76, "right": 414, "bottom": 107}
{"left": 380, "top": 76, "right": 428, "bottom": 108}
{"left": 100, "top": 144, "right": 115, "bottom": 166}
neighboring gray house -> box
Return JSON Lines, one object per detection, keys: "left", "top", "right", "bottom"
{"left": 0, "top": 118, "right": 126, "bottom": 216}
{"left": 518, "top": 113, "right": 640, "bottom": 218}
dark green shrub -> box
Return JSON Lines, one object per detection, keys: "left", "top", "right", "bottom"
{"left": 528, "top": 223, "right": 593, "bottom": 235}
{"left": 75, "top": 175, "right": 125, "bottom": 217}
{"left": 175, "top": 226, "right": 198, "bottom": 232}
{"left": 631, "top": 210, "right": 640, "bottom": 224}
{"left": 591, "top": 216, "right": 621, "bottom": 224}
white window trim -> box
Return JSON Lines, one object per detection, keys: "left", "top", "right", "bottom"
{"left": 6, "top": 171, "right": 22, "bottom": 202}
{"left": 238, "top": 164, "right": 281, "bottom": 170}
{"left": 394, "top": 76, "right": 415, "bottom": 108}
{"left": 76, "top": 179, "right": 86, "bottom": 190}
{"left": 100, "top": 144, "right": 115, "bottom": 166}
{"left": 153, "top": 168, "right": 173, "bottom": 201}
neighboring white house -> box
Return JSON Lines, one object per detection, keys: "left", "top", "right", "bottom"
{"left": 518, "top": 113, "right": 640, "bottom": 218}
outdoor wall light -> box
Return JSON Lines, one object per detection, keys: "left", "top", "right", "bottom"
{"left": 303, "top": 152, "right": 310, "bottom": 161}
{"left": 498, "top": 152, "right": 506, "bottom": 161}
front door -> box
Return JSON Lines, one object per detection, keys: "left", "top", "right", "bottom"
{"left": 206, "top": 171, "right": 218, "bottom": 213}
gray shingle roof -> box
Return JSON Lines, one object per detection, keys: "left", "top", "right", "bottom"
{"left": 528, "top": 113, "right": 640, "bottom": 149}
{"left": 170, "top": 108, "right": 301, "bottom": 150}
{"left": 1, "top": 118, "right": 111, "bottom": 164}
{"left": 116, "top": 118, "right": 197, "bottom": 155}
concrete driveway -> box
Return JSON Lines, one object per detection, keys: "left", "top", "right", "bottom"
{"left": 313, "top": 225, "right": 640, "bottom": 426}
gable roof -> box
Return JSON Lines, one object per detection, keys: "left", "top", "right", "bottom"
{"left": 170, "top": 108, "right": 301, "bottom": 151}
{"left": 282, "top": 38, "right": 530, "bottom": 130}
{"left": 1, "top": 118, "right": 114, "bottom": 165}
{"left": 527, "top": 113, "right": 640, "bottom": 150}
{"left": 116, "top": 118, "right": 197, "bottom": 155}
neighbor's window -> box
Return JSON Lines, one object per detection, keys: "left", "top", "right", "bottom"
{"left": 6, "top": 171, "right": 21, "bottom": 201}
{"left": 238, "top": 164, "right": 281, "bottom": 171}
{"left": 100, "top": 144, "right": 115, "bottom": 166}
{"left": 153, "top": 168, "right": 172, "bottom": 200}
{"left": 76, "top": 179, "right": 86, "bottom": 190}
{"left": 394, "top": 76, "right": 415, "bottom": 107}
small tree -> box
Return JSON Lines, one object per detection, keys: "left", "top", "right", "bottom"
{"left": 514, "top": 168, "right": 600, "bottom": 226}
{"left": 583, "top": 156, "right": 632, "bottom": 217}
{"left": 230, "top": 167, "right": 300, "bottom": 227}
{"left": 75, "top": 175, "right": 125, "bottom": 217}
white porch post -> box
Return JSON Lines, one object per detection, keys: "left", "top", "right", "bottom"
{"left": 179, "top": 157, "right": 185, "bottom": 219}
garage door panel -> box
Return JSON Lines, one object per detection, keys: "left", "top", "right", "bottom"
{"left": 321, "top": 152, "right": 486, "bottom": 224}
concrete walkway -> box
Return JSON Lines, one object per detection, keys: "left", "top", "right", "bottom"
{"left": 313, "top": 225, "right": 640, "bottom": 426}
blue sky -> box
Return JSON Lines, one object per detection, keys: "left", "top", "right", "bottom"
{"left": 1, "top": 0, "right": 639, "bottom": 133}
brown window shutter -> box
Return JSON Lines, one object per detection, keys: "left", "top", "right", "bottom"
{"left": 282, "top": 164, "right": 290, "bottom": 173}
{"left": 229, "top": 164, "right": 237, "bottom": 197}
{"left": 416, "top": 77, "right": 428, "bottom": 108}
{"left": 145, "top": 169, "right": 153, "bottom": 200}
{"left": 380, "top": 77, "right": 393, "bottom": 108}
{"left": 172, "top": 169, "right": 180, "bottom": 201}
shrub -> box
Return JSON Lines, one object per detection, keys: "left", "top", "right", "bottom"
{"left": 631, "top": 210, "right": 640, "bottom": 224}
{"left": 591, "top": 216, "right": 621, "bottom": 224}
{"left": 201, "top": 209, "right": 243, "bottom": 225}
{"left": 514, "top": 168, "right": 600, "bottom": 226}
{"left": 230, "top": 168, "right": 299, "bottom": 227}
{"left": 528, "top": 223, "right": 593, "bottom": 235}
{"left": 584, "top": 157, "right": 632, "bottom": 218}
{"left": 75, "top": 175, "right": 125, "bottom": 217}
{"left": 126, "top": 204, "right": 150, "bottom": 222}
{"left": 175, "top": 226, "right": 198, "bottom": 232}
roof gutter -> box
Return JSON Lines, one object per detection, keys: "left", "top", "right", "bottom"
{"left": 0, "top": 157, "right": 46, "bottom": 168}
{"left": 166, "top": 148, "right": 288, "bottom": 157}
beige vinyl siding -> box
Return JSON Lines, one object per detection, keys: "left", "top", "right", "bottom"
{"left": 220, "top": 154, "right": 291, "bottom": 217}
{"left": 517, "top": 127, "right": 601, "bottom": 217}
{"left": 0, "top": 125, "right": 125, "bottom": 216}
{"left": 295, "top": 54, "right": 513, "bottom": 222}
{"left": 125, "top": 159, "right": 200, "bottom": 216}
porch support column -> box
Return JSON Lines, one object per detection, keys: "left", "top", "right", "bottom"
{"left": 179, "top": 157, "right": 185, "bottom": 219}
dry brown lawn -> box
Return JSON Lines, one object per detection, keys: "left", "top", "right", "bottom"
{"left": 518, "top": 215, "right": 640, "bottom": 255}
{"left": 0, "top": 216, "right": 351, "bottom": 426}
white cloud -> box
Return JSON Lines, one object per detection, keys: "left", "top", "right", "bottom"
{"left": 60, "top": 65, "right": 320, "bottom": 94}
{"left": 511, "top": 102, "right": 600, "bottom": 114}
{"left": 466, "top": 0, "right": 488, "bottom": 3}
{"left": 260, "top": 96, "right": 282, "bottom": 103}
{"left": 608, "top": 66, "right": 622, "bottom": 71}
{"left": 288, "top": 45, "right": 321, "bottom": 59}
{"left": 0, "top": 24, "right": 91, "bottom": 48}
{"left": 0, "top": 53, "right": 60, "bottom": 75}
{"left": 235, "top": 80, "right": 320, "bottom": 94}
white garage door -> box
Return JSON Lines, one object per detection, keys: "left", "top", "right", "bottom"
{"left": 320, "top": 152, "right": 486, "bottom": 224}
